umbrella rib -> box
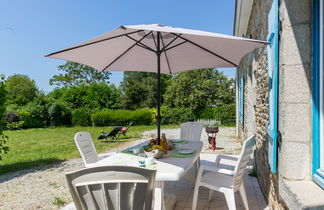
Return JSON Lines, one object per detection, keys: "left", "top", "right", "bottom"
{"left": 162, "top": 40, "right": 187, "bottom": 52}
{"left": 161, "top": 38, "right": 172, "bottom": 74}
{"left": 160, "top": 34, "right": 181, "bottom": 52}
{"left": 45, "top": 30, "right": 143, "bottom": 57}
{"left": 125, "top": 34, "right": 156, "bottom": 53}
{"left": 174, "top": 34, "right": 238, "bottom": 67}
{"left": 151, "top": 32, "right": 158, "bottom": 50}
{"left": 101, "top": 32, "right": 152, "bottom": 72}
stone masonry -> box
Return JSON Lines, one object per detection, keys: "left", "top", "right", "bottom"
{"left": 237, "top": 0, "right": 324, "bottom": 209}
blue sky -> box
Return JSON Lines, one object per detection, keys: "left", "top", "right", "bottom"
{"left": 0, "top": 0, "right": 236, "bottom": 92}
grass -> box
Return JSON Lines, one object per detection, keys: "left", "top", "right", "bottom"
{"left": 52, "top": 197, "right": 66, "bottom": 206}
{"left": 0, "top": 125, "right": 178, "bottom": 175}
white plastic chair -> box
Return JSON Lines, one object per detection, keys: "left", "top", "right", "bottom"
{"left": 65, "top": 166, "right": 159, "bottom": 210}
{"left": 180, "top": 122, "right": 203, "bottom": 141}
{"left": 192, "top": 135, "right": 255, "bottom": 210}
{"left": 74, "top": 132, "right": 114, "bottom": 168}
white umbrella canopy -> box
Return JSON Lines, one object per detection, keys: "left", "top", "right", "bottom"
{"left": 46, "top": 24, "right": 268, "bottom": 140}
{"left": 46, "top": 24, "right": 267, "bottom": 73}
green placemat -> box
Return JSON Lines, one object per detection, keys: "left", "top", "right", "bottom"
{"left": 171, "top": 140, "right": 189, "bottom": 144}
{"left": 171, "top": 150, "right": 196, "bottom": 158}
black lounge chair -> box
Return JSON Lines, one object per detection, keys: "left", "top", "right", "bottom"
{"left": 98, "top": 126, "right": 123, "bottom": 140}
{"left": 117, "top": 122, "right": 133, "bottom": 139}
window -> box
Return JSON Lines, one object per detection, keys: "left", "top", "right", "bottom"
{"left": 312, "top": 0, "right": 324, "bottom": 189}
{"left": 239, "top": 75, "right": 244, "bottom": 125}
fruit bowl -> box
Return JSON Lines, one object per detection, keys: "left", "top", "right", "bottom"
{"left": 144, "top": 149, "right": 164, "bottom": 159}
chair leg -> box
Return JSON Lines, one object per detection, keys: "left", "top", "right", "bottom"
{"left": 209, "top": 189, "right": 214, "bottom": 201}
{"left": 192, "top": 184, "right": 200, "bottom": 210}
{"left": 223, "top": 189, "right": 236, "bottom": 210}
{"left": 239, "top": 182, "right": 249, "bottom": 210}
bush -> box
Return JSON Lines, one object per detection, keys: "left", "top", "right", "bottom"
{"left": 48, "top": 103, "right": 72, "bottom": 126}
{"left": 160, "top": 106, "right": 194, "bottom": 125}
{"left": 72, "top": 108, "right": 92, "bottom": 126}
{"left": 4, "top": 112, "right": 20, "bottom": 123}
{"left": 17, "top": 97, "right": 50, "bottom": 128}
{"left": 91, "top": 109, "right": 152, "bottom": 126}
{"left": 193, "top": 104, "right": 236, "bottom": 125}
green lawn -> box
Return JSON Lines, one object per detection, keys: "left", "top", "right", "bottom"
{"left": 0, "top": 125, "right": 177, "bottom": 175}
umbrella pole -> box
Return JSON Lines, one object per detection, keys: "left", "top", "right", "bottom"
{"left": 156, "top": 32, "right": 161, "bottom": 144}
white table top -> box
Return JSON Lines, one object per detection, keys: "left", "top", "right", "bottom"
{"left": 93, "top": 141, "right": 203, "bottom": 181}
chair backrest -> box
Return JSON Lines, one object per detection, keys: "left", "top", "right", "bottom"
{"left": 108, "top": 126, "right": 123, "bottom": 137}
{"left": 74, "top": 132, "right": 99, "bottom": 167}
{"left": 180, "top": 122, "right": 203, "bottom": 141}
{"left": 65, "top": 166, "right": 156, "bottom": 210}
{"left": 233, "top": 135, "right": 255, "bottom": 191}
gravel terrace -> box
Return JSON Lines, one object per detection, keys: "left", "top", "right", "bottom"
{"left": 0, "top": 127, "right": 238, "bottom": 210}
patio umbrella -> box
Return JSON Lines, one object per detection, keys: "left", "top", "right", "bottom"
{"left": 46, "top": 24, "right": 268, "bottom": 142}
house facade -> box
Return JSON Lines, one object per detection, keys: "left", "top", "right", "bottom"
{"left": 234, "top": 0, "right": 324, "bottom": 209}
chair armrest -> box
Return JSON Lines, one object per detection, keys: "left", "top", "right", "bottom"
{"left": 98, "top": 152, "right": 116, "bottom": 159}
{"left": 215, "top": 154, "right": 238, "bottom": 166}
{"left": 199, "top": 165, "right": 236, "bottom": 176}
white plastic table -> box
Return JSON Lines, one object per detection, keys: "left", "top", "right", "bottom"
{"left": 93, "top": 141, "right": 203, "bottom": 210}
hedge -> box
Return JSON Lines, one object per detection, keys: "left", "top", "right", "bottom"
{"left": 91, "top": 109, "right": 152, "bottom": 126}
{"left": 161, "top": 106, "right": 194, "bottom": 125}
{"left": 193, "top": 104, "right": 236, "bottom": 125}
{"left": 72, "top": 108, "right": 92, "bottom": 126}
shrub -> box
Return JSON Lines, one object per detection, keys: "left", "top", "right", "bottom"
{"left": 72, "top": 108, "right": 92, "bottom": 126}
{"left": 160, "top": 106, "right": 194, "bottom": 125}
{"left": 0, "top": 75, "right": 9, "bottom": 160}
{"left": 4, "top": 112, "right": 20, "bottom": 123}
{"left": 18, "top": 104, "right": 49, "bottom": 129}
{"left": 193, "top": 104, "right": 236, "bottom": 125}
{"left": 48, "top": 103, "right": 72, "bottom": 126}
{"left": 6, "top": 121, "right": 24, "bottom": 130}
{"left": 91, "top": 109, "right": 152, "bottom": 126}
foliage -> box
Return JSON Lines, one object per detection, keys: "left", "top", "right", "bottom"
{"left": 18, "top": 95, "right": 51, "bottom": 128}
{"left": 72, "top": 108, "right": 92, "bottom": 126}
{"left": 120, "top": 72, "right": 171, "bottom": 109}
{"left": 49, "top": 61, "right": 111, "bottom": 87}
{"left": 194, "top": 104, "right": 236, "bottom": 125}
{"left": 164, "top": 69, "right": 235, "bottom": 111}
{"left": 47, "top": 102, "right": 72, "bottom": 126}
{"left": 5, "top": 74, "right": 37, "bottom": 105}
{"left": 91, "top": 109, "right": 152, "bottom": 126}
{"left": 52, "top": 197, "right": 66, "bottom": 206}
{"left": 0, "top": 75, "right": 9, "bottom": 160}
{"left": 1, "top": 125, "right": 176, "bottom": 174}
{"left": 4, "top": 112, "right": 20, "bottom": 123}
{"left": 48, "top": 83, "right": 121, "bottom": 110}
{"left": 160, "top": 106, "right": 194, "bottom": 125}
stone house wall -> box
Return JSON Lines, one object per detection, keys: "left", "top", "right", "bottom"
{"left": 237, "top": 0, "right": 324, "bottom": 209}
{"left": 237, "top": 0, "right": 312, "bottom": 208}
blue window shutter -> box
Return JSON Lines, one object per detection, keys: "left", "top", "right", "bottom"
{"left": 239, "top": 76, "right": 244, "bottom": 124}
{"left": 312, "top": 0, "right": 324, "bottom": 189}
{"left": 267, "top": 0, "right": 279, "bottom": 174}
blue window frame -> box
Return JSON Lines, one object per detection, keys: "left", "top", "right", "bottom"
{"left": 267, "top": 0, "right": 279, "bottom": 174}
{"left": 312, "top": 0, "right": 324, "bottom": 189}
{"left": 239, "top": 75, "right": 244, "bottom": 125}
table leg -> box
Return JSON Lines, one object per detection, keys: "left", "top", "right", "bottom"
{"left": 154, "top": 181, "right": 166, "bottom": 210}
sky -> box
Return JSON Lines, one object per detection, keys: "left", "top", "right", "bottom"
{"left": 0, "top": 0, "right": 236, "bottom": 92}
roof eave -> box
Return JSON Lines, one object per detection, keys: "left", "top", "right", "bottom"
{"left": 233, "top": 0, "right": 253, "bottom": 37}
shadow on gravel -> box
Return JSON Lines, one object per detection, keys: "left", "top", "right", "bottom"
{"left": 0, "top": 158, "right": 63, "bottom": 182}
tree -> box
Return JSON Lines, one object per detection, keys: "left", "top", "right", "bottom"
{"left": 164, "top": 68, "right": 235, "bottom": 111}
{"left": 0, "top": 75, "right": 9, "bottom": 160}
{"left": 49, "top": 61, "right": 111, "bottom": 87}
{"left": 120, "top": 72, "right": 171, "bottom": 109}
{"left": 5, "top": 74, "right": 37, "bottom": 105}
{"left": 48, "top": 83, "right": 121, "bottom": 110}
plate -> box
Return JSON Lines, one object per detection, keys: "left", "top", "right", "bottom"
{"left": 177, "top": 149, "right": 194, "bottom": 155}
{"left": 169, "top": 139, "right": 182, "bottom": 142}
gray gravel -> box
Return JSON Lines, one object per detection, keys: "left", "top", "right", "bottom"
{"left": 0, "top": 127, "right": 239, "bottom": 210}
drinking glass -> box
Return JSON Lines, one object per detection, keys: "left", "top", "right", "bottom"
{"left": 138, "top": 153, "right": 146, "bottom": 167}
